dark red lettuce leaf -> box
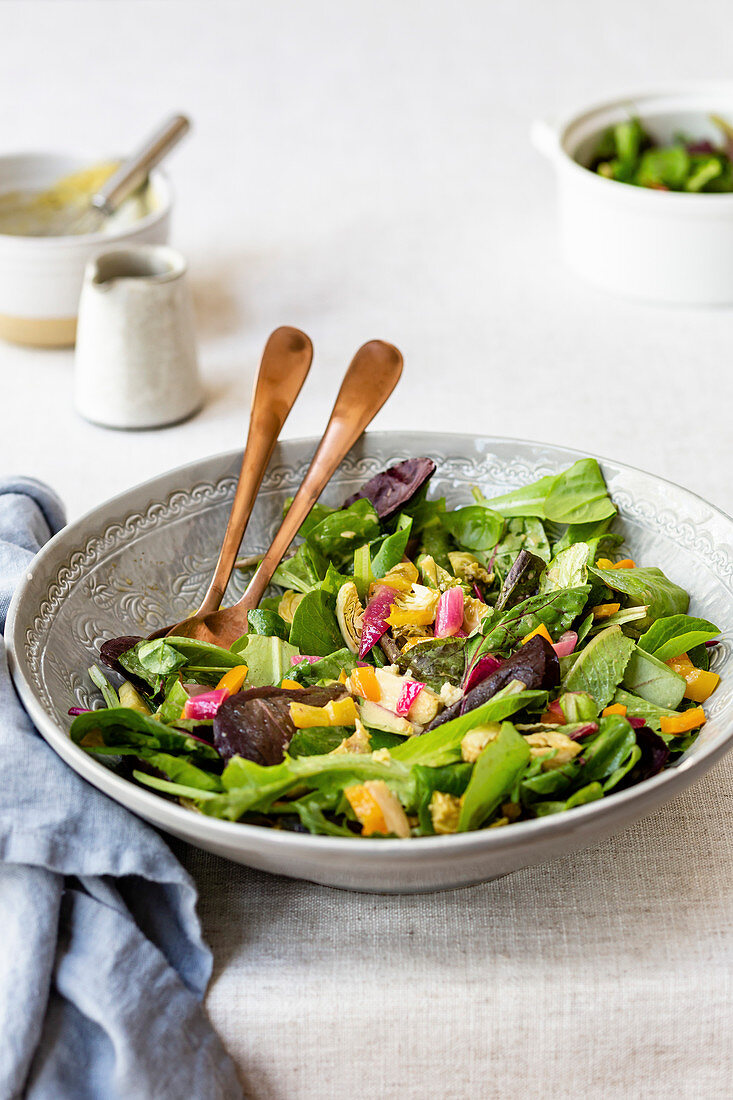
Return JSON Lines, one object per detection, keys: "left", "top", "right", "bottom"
{"left": 213, "top": 684, "right": 349, "bottom": 765}
{"left": 343, "top": 458, "right": 436, "bottom": 520}
{"left": 623, "top": 724, "right": 670, "bottom": 785}
{"left": 426, "top": 634, "right": 559, "bottom": 729}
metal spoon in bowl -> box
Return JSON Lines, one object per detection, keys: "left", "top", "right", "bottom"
{"left": 165, "top": 339, "right": 403, "bottom": 648}
{"left": 145, "top": 325, "right": 313, "bottom": 640}
{"left": 56, "top": 114, "right": 190, "bottom": 236}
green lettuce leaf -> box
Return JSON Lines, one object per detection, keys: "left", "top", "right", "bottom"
{"left": 588, "top": 565, "right": 689, "bottom": 632}
{"left": 562, "top": 625, "right": 635, "bottom": 708}
{"left": 289, "top": 589, "right": 343, "bottom": 657}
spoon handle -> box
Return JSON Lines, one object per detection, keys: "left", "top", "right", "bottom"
{"left": 237, "top": 339, "right": 403, "bottom": 613}
{"left": 195, "top": 327, "right": 313, "bottom": 617}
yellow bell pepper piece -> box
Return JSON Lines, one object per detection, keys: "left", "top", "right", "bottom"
{"left": 215, "top": 665, "right": 248, "bottom": 694}
{"left": 349, "top": 665, "right": 381, "bottom": 702}
{"left": 660, "top": 707, "right": 707, "bottom": 736}
{"left": 520, "top": 623, "right": 552, "bottom": 646}
{"left": 602, "top": 703, "right": 627, "bottom": 717}
{"left": 289, "top": 696, "right": 359, "bottom": 728}
{"left": 380, "top": 561, "right": 419, "bottom": 592}
{"left": 386, "top": 607, "right": 436, "bottom": 628}
{"left": 597, "top": 558, "right": 636, "bottom": 570}
{"left": 592, "top": 602, "right": 621, "bottom": 620}
{"left": 280, "top": 678, "right": 303, "bottom": 690}
{"left": 665, "top": 654, "right": 720, "bottom": 703}
{"left": 344, "top": 784, "right": 388, "bottom": 836}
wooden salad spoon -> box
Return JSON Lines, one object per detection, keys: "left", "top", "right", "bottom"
{"left": 166, "top": 339, "right": 403, "bottom": 648}
{"left": 148, "top": 325, "right": 313, "bottom": 639}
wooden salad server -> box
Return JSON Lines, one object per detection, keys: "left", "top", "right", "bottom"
{"left": 166, "top": 338, "right": 403, "bottom": 648}
{"left": 148, "top": 325, "right": 313, "bottom": 639}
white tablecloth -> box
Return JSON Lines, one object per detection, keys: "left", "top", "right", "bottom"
{"left": 3, "top": 1, "right": 733, "bottom": 1095}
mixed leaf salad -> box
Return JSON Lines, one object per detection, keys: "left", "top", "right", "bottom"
{"left": 589, "top": 114, "right": 733, "bottom": 192}
{"left": 71, "top": 457, "right": 722, "bottom": 839}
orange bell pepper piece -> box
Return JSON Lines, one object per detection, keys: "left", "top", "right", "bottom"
{"left": 280, "top": 678, "right": 303, "bottom": 690}
{"left": 344, "top": 784, "right": 388, "bottom": 836}
{"left": 660, "top": 707, "right": 707, "bottom": 736}
{"left": 596, "top": 558, "right": 637, "bottom": 570}
{"left": 602, "top": 703, "right": 627, "bottom": 717}
{"left": 521, "top": 623, "right": 552, "bottom": 646}
{"left": 665, "top": 654, "right": 720, "bottom": 703}
{"left": 215, "top": 665, "right": 248, "bottom": 694}
{"left": 349, "top": 665, "right": 381, "bottom": 702}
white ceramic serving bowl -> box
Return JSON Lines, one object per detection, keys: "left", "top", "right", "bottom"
{"left": 0, "top": 153, "right": 172, "bottom": 347}
{"left": 532, "top": 85, "right": 733, "bottom": 304}
{"left": 6, "top": 433, "right": 733, "bottom": 894}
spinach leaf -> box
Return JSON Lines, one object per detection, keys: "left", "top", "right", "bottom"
{"left": 282, "top": 797, "right": 356, "bottom": 837}
{"left": 395, "top": 637, "right": 467, "bottom": 691}
{"left": 271, "top": 540, "right": 328, "bottom": 593}
{"left": 371, "top": 517, "right": 412, "bottom": 578}
{"left": 480, "top": 586, "right": 591, "bottom": 653}
{"left": 230, "top": 633, "right": 300, "bottom": 687}
{"left": 621, "top": 646, "right": 686, "bottom": 709}
{"left": 289, "top": 589, "right": 343, "bottom": 657}
{"left": 246, "top": 608, "right": 291, "bottom": 641}
{"left": 539, "top": 543, "right": 590, "bottom": 593}
{"left": 637, "top": 614, "right": 719, "bottom": 663}
{"left": 458, "top": 722, "right": 530, "bottom": 831}
{"left": 588, "top": 565, "right": 689, "bottom": 632}
{"left": 305, "top": 499, "right": 380, "bottom": 566}
{"left": 476, "top": 460, "right": 614, "bottom": 525}
{"left": 489, "top": 517, "right": 551, "bottom": 578}
{"left": 543, "top": 459, "right": 616, "bottom": 524}
{"left": 118, "top": 638, "right": 186, "bottom": 690}
{"left": 562, "top": 625, "right": 635, "bottom": 708}
{"left": 476, "top": 474, "right": 558, "bottom": 518}
{"left": 441, "top": 505, "right": 504, "bottom": 552}
{"left": 290, "top": 648, "right": 357, "bottom": 685}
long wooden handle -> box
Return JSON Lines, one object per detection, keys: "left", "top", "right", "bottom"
{"left": 236, "top": 339, "right": 403, "bottom": 613}
{"left": 196, "top": 326, "right": 313, "bottom": 617}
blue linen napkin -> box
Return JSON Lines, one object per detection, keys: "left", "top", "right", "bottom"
{"left": 0, "top": 479, "right": 242, "bottom": 1100}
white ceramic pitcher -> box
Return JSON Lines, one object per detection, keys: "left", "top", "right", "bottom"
{"left": 74, "top": 243, "right": 203, "bottom": 429}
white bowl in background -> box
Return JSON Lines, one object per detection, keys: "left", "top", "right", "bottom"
{"left": 532, "top": 85, "right": 733, "bottom": 305}
{"left": 0, "top": 152, "right": 172, "bottom": 347}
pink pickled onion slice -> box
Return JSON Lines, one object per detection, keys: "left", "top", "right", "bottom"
{"left": 434, "top": 587, "right": 465, "bottom": 638}
{"left": 395, "top": 678, "right": 425, "bottom": 716}
{"left": 628, "top": 716, "right": 646, "bottom": 729}
{"left": 552, "top": 631, "right": 578, "bottom": 658}
{"left": 68, "top": 706, "right": 90, "bottom": 716}
{"left": 358, "top": 584, "right": 398, "bottom": 658}
{"left": 183, "top": 688, "right": 229, "bottom": 720}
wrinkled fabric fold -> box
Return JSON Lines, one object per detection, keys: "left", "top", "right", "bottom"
{"left": 0, "top": 478, "right": 241, "bottom": 1100}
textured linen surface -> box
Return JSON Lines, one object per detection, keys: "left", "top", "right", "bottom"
{"left": 0, "top": 479, "right": 242, "bottom": 1100}
{"left": 182, "top": 748, "right": 733, "bottom": 1100}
